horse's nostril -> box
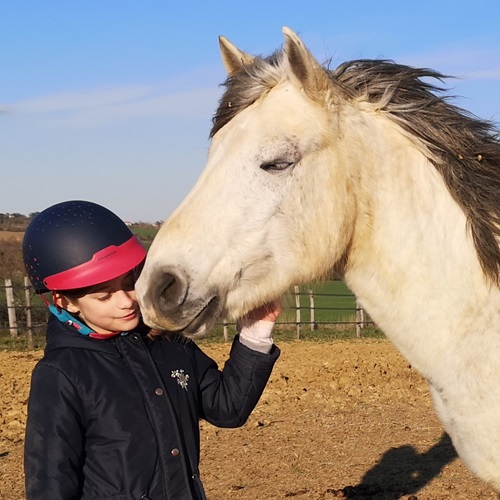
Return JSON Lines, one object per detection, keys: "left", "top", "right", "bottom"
{"left": 159, "top": 273, "right": 175, "bottom": 297}
{"left": 156, "top": 269, "right": 188, "bottom": 311}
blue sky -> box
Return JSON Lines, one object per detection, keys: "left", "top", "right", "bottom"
{"left": 2, "top": 1, "right": 499, "bottom": 222}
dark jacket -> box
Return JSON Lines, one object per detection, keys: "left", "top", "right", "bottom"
{"left": 24, "top": 315, "right": 280, "bottom": 500}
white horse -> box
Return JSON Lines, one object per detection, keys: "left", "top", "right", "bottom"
{"left": 135, "top": 27, "right": 500, "bottom": 493}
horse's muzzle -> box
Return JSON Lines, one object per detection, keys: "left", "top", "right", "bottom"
{"left": 137, "top": 266, "right": 220, "bottom": 336}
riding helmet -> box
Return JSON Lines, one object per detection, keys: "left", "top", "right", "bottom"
{"left": 23, "top": 200, "right": 147, "bottom": 293}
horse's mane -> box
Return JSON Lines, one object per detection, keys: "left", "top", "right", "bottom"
{"left": 211, "top": 51, "right": 500, "bottom": 282}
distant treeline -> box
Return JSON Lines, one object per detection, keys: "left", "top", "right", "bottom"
{"left": 0, "top": 213, "right": 37, "bottom": 232}
{"left": 0, "top": 213, "right": 162, "bottom": 233}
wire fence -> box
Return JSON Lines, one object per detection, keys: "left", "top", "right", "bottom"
{"left": 0, "top": 278, "right": 376, "bottom": 349}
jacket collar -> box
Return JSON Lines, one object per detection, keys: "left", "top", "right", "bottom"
{"left": 44, "top": 314, "right": 149, "bottom": 356}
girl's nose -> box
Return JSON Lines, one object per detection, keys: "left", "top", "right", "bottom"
{"left": 115, "top": 289, "right": 136, "bottom": 308}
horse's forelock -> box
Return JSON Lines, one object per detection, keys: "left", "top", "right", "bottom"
{"left": 210, "top": 51, "right": 286, "bottom": 138}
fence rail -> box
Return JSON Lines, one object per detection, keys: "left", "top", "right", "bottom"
{"left": 1, "top": 278, "right": 374, "bottom": 348}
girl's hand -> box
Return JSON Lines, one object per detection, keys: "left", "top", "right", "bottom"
{"left": 237, "top": 301, "right": 281, "bottom": 353}
{"left": 242, "top": 302, "right": 282, "bottom": 322}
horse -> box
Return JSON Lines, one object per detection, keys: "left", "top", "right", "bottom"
{"left": 135, "top": 27, "right": 500, "bottom": 493}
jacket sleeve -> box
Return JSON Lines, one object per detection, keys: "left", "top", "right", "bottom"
{"left": 25, "top": 362, "right": 85, "bottom": 500}
{"left": 193, "top": 335, "right": 280, "bottom": 428}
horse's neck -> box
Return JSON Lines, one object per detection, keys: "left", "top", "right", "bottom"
{"left": 343, "top": 116, "right": 500, "bottom": 375}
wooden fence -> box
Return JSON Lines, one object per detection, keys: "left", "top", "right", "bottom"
{"left": 1, "top": 278, "right": 374, "bottom": 347}
{"left": 1, "top": 278, "right": 40, "bottom": 349}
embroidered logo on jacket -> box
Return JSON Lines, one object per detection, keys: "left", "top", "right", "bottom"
{"left": 171, "top": 369, "right": 190, "bottom": 391}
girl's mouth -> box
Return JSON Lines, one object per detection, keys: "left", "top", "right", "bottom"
{"left": 121, "top": 311, "right": 138, "bottom": 321}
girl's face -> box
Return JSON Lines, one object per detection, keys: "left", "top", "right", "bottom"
{"left": 56, "top": 271, "right": 141, "bottom": 335}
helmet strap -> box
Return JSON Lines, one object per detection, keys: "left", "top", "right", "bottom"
{"left": 49, "top": 304, "right": 95, "bottom": 336}
{"left": 48, "top": 302, "right": 125, "bottom": 339}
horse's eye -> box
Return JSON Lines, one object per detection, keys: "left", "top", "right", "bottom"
{"left": 260, "top": 161, "right": 294, "bottom": 173}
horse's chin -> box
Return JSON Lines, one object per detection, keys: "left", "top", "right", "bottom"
{"left": 141, "top": 295, "right": 222, "bottom": 338}
{"left": 181, "top": 296, "right": 221, "bottom": 337}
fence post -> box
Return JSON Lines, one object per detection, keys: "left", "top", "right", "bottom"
{"left": 294, "top": 285, "right": 301, "bottom": 339}
{"left": 25, "top": 276, "right": 34, "bottom": 349}
{"left": 223, "top": 320, "right": 229, "bottom": 342}
{"left": 309, "top": 289, "right": 316, "bottom": 331}
{"left": 5, "top": 278, "right": 18, "bottom": 337}
{"left": 355, "top": 298, "right": 365, "bottom": 338}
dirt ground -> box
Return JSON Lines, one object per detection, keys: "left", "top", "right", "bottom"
{"left": 0, "top": 339, "right": 496, "bottom": 499}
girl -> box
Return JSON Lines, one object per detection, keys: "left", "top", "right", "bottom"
{"left": 23, "top": 200, "right": 280, "bottom": 500}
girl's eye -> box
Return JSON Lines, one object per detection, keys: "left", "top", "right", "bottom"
{"left": 97, "top": 294, "right": 112, "bottom": 302}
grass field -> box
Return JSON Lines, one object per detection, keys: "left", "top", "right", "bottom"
{"left": 295, "top": 280, "right": 357, "bottom": 322}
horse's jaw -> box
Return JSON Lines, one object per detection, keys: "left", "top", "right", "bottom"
{"left": 136, "top": 259, "right": 294, "bottom": 337}
{"left": 136, "top": 237, "right": 317, "bottom": 336}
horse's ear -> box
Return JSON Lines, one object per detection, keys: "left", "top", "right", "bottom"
{"left": 219, "top": 35, "right": 255, "bottom": 75}
{"left": 282, "top": 26, "right": 329, "bottom": 97}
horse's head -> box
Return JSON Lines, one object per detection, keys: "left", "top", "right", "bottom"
{"left": 136, "top": 28, "right": 357, "bottom": 335}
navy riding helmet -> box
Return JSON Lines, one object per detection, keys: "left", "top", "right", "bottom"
{"left": 23, "top": 200, "right": 147, "bottom": 293}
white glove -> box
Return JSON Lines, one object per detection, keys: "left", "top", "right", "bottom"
{"left": 237, "top": 302, "right": 282, "bottom": 354}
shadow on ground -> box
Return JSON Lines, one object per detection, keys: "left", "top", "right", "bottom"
{"left": 327, "top": 433, "right": 457, "bottom": 499}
